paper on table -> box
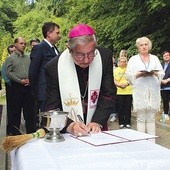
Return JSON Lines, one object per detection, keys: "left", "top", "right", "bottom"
{"left": 104, "top": 129, "right": 159, "bottom": 141}
{"left": 71, "top": 132, "right": 129, "bottom": 146}
{"left": 71, "top": 129, "right": 159, "bottom": 146}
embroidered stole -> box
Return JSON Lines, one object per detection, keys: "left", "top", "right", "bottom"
{"left": 58, "top": 48, "right": 102, "bottom": 124}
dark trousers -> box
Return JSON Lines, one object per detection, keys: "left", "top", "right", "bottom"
{"left": 161, "top": 90, "right": 170, "bottom": 115}
{"left": 38, "top": 100, "right": 45, "bottom": 112}
{"left": 117, "top": 95, "right": 132, "bottom": 125}
{"left": 31, "top": 93, "right": 40, "bottom": 128}
{"left": 7, "top": 82, "right": 36, "bottom": 135}
{"left": 38, "top": 100, "right": 46, "bottom": 128}
{"left": 5, "top": 82, "right": 12, "bottom": 117}
{"left": 30, "top": 93, "right": 45, "bottom": 128}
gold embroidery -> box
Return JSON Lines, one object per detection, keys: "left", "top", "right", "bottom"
{"left": 64, "top": 94, "right": 79, "bottom": 122}
{"left": 64, "top": 94, "right": 79, "bottom": 106}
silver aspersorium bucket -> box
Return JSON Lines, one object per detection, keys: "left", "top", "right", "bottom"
{"left": 40, "top": 110, "right": 68, "bottom": 142}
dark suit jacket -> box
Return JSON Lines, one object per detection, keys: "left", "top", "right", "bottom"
{"left": 29, "top": 40, "right": 59, "bottom": 101}
{"left": 44, "top": 47, "right": 117, "bottom": 131}
{"left": 161, "top": 62, "right": 170, "bottom": 89}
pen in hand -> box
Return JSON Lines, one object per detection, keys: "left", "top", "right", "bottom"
{"left": 76, "top": 115, "right": 91, "bottom": 137}
{"left": 77, "top": 114, "right": 84, "bottom": 122}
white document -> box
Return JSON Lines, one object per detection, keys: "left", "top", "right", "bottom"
{"left": 71, "top": 129, "right": 158, "bottom": 146}
{"left": 71, "top": 131, "right": 128, "bottom": 146}
{"left": 105, "top": 129, "right": 159, "bottom": 141}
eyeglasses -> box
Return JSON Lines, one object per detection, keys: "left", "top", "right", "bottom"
{"left": 71, "top": 49, "right": 97, "bottom": 61}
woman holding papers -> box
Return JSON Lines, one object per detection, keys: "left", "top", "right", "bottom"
{"left": 125, "top": 37, "right": 164, "bottom": 139}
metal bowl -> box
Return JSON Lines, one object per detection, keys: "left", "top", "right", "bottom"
{"left": 39, "top": 110, "right": 68, "bottom": 142}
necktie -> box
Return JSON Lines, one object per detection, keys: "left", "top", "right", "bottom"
{"left": 52, "top": 47, "right": 55, "bottom": 52}
{"left": 52, "top": 47, "right": 58, "bottom": 55}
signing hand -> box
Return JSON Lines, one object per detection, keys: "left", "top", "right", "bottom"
{"left": 66, "top": 122, "right": 90, "bottom": 136}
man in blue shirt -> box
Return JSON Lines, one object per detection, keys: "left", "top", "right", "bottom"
{"left": 1, "top": 44, "right": 16, "bottom": 127}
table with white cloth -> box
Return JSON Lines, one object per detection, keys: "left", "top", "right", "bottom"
{"left": 11, "top": 129, "right": 170, "bottom": 170}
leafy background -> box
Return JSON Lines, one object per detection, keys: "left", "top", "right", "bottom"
{"left": 0, "top": 0, "right": 170, "bottom": 64}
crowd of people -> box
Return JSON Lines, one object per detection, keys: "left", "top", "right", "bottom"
{"left": 1, "top": 22, "right": 170, "bottom": 141}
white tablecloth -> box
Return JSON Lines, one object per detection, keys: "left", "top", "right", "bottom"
{"left": 11, "top": 129, "right": 170, "bottom": 170}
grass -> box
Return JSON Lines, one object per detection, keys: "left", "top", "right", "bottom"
{"left": 0, "top": 95, "right": 6, "bottom": 105}
{"left": 0, "top": 94, "right": 5, "bottom": 124}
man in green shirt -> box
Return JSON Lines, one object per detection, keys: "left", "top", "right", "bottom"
{"left": 6, "top": 37, "right": 36, "bottom": 135}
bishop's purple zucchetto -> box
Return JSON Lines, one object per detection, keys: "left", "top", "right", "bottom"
{"left": 68, "top": 23, "right": 95, "bottom": 38}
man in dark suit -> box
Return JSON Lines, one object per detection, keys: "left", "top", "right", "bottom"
{"left": 29, "top": 22, "right": 61, "bottom": 117}
{"left": 45, "top": 23, "right": 117, "bottom": 136}
{"left": 161, "top": 51, "right": 170, "bottom": 121}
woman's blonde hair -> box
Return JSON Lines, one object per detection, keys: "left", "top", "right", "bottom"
{"left": 136, "top": 36, "right": 152, "bottom": 50}
{"left": 117, "top": 57, "right": 127, "bottom": 67}
{"left": 119, "top": 49, "right": 127, "bottom": 58}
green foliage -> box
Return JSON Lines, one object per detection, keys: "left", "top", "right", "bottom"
{"left": 0, "top": 0, "right": 169, "bottom": 61}
{"left": 0, "top": 95, "right": 6, "bottom": 104}
{"left": 0, "top": 33, "right": 13, "bottom": 65}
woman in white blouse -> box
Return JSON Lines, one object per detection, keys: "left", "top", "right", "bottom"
{"left": 125, "top": 37, "right": 164, "bottom": 139}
